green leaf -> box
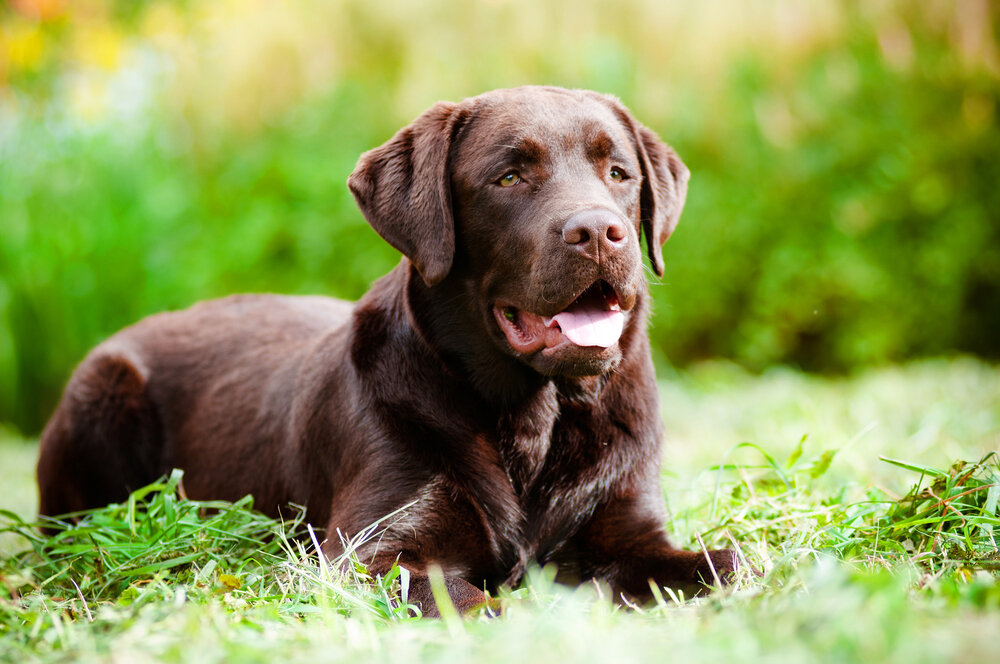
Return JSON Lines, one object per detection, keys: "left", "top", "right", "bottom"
{"left": 787, "top": 434, "right": 807, "bottom": 469}
{"left": 983, "top": 484, "right": 999, "bottom": 532}
{"left": 808, "top": 450, "right": 838, "bottom": 479}
{"left": 879, "top": 456, "right": 948, "bottom": 477}
{"left": 118, "top": 553, "right": 203, "bottom": 577}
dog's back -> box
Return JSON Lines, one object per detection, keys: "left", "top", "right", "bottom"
{"left": 37, "top": 294, "right": 353, "bottom": 519}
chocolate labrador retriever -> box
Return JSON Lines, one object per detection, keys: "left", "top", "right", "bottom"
{"left": 37, "top": 86, "right": 736, "bottom": 614}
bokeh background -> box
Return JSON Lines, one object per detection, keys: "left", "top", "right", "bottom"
{"left": 1, "top": 0, "right": 998, "bottom": 435}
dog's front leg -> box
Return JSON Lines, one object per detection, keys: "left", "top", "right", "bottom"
{"left": 365, "top": 556, "right": 490, "bottom": 618}
{"left": 573, "top": 494, "right": 738, "bottom": 603}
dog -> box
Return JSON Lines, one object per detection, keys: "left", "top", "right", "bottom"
{"left": 37, "top": 86, "right": 737, "bottom": 614}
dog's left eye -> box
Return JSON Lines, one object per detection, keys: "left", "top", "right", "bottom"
{"left": 609, "top": 167, "right": 627, "bottom": 182}
{"left": 498, "top": 172, "right": 521, "bottom": 187}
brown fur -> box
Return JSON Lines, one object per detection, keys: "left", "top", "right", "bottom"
{"left": 37, "top": 86, "right": 736, "bottom": 616}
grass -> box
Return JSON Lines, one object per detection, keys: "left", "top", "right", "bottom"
{"left": 1, "top": 358, "right": 999, "bottom": 663}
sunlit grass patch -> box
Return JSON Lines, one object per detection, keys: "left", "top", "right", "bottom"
{"left": 1, "top": 361, "right": 998, "bottom": 662}
{"left": 4, "top": 472, "right": 298, "bottom": 601}
{"left": 2, "top": 452, "right": 998, "bottom": 662}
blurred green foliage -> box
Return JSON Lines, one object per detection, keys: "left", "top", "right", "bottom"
{"left": 0, "top": 0, "right": 998, "bottom": 433}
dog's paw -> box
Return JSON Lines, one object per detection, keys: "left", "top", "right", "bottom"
{"left": 696, "top": 548, "right": 739, "bottom": 587}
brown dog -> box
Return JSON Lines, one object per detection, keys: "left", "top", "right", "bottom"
{"left": 37, "top": 86, "right": 736, "bottom": 614}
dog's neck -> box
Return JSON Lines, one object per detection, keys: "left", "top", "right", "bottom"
{"left": 402, "top": 263, "right": 547, "bottom": 408}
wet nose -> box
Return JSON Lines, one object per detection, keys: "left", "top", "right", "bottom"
{"left": 561, "top": 209, "right": 628, "bottom": 261}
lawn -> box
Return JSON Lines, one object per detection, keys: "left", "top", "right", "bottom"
{"left": 1, "top": 358, "right": 998, "bottom": 663}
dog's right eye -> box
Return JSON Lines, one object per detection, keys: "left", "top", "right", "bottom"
{"left": 498, "top": 172, "right": 521, "bottom": 187}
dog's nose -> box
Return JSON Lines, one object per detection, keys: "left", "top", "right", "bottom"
{"left": 562, "top": 209, "right": 628, "bottom": 261}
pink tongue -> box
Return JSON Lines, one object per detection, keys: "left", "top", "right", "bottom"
{"left": 545, "top": 308, "right": 625, "bottom": 348}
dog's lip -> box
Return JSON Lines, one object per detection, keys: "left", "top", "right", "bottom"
{"left": 493, "top": 280, "right": 628, "bottom": 354}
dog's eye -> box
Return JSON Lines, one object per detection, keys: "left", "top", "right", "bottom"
{"left": 498, "top": 172, "right": 521, "bottom": 187}
{"left": 609, "top": 167, "right": 626, "bottom": 182}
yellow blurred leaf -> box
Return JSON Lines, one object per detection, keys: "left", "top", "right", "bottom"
{"left": 218, "top": 573, "right": 241, "bottom": 591}
{"left": 2, "top": 21, "right": 47, "bottom": 73}
{"left": 73, "top": 23, "right": 124, "bottom": 70}
{"left": 141, "top": 2, "right": 185, "bottom": 42}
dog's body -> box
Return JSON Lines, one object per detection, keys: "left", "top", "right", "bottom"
{"left": 37, "top": 87, "right": 735, "bottom": 613}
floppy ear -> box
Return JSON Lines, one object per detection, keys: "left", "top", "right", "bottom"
{"left": 348, "top": 102, "right": 463, "bottom": 286}
{"left": 634, "top": 126, "right": 690, "bottom": 277}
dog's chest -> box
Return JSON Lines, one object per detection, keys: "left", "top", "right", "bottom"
{"left": 496, "top": 382, "right": 560, "bottom": 497}
{"left": 483, "top": 381, "right": 622, "bottom": 570}
{"left": 375, "top": 376, "right": 629, "bottom": 584}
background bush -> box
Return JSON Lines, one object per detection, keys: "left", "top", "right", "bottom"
{"left": 1, "top": 0, "right": 998, "bottom": 433}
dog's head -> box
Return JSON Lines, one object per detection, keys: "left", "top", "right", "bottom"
{"left": 348, "top": 86, "right": 688, "bottom": 378}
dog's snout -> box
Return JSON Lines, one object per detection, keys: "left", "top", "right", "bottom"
{"left": 561, "top": 209, "right": 628, "bottom": 261}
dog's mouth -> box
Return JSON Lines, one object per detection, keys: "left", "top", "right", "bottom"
{"left": 493, "top": 280, "right": 626, "bottom": 354}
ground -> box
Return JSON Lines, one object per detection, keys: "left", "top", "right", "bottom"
{"left": 1, "top": 358, "right": 998, "bottom": 663}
